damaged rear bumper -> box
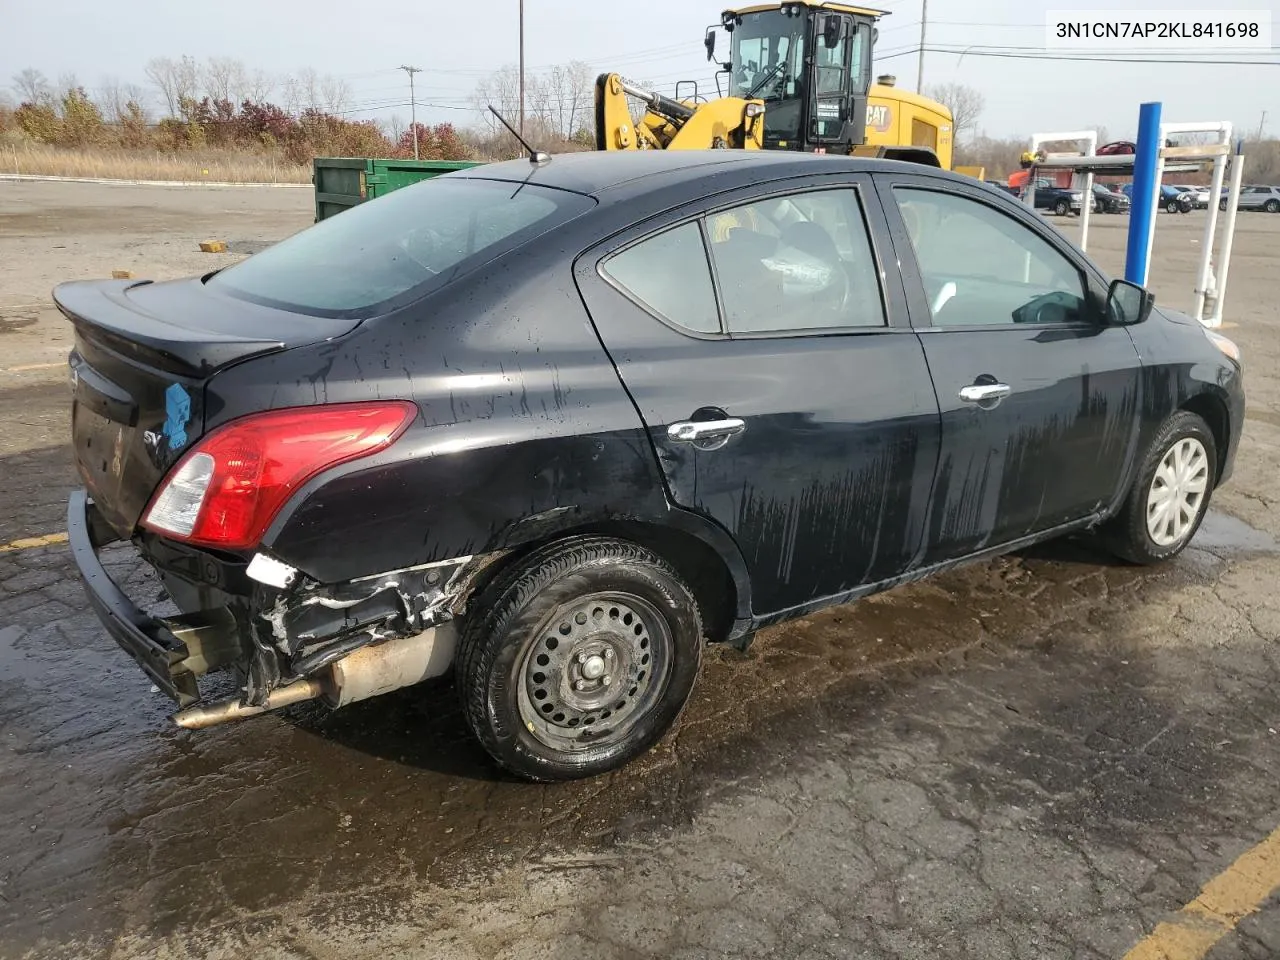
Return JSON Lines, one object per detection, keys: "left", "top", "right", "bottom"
{"left": 69, "top": 488, "right": 479, "bottom": 725}
{"left": 67, "top": 489, "right": 203, "bottom": 706}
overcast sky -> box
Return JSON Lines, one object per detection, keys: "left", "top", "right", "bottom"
{"left": 4, "top": 0, "right": 1278, "bottom": 140}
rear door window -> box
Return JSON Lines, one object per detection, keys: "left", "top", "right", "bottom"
{"left": 705, "top": 188, "right": 886, "bottom": 333}
{"left": 209, "top": 178, "right": 594, "bottom": 318}
{"left": 601, "top": 223, "right": 722, "bottom": 334}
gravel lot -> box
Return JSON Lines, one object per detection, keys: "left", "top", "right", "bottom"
{"left": 1, "top": 179, "right": 1278, "bottom": 960}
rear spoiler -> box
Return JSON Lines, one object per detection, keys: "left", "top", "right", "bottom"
{"left": 53, "top": 280, "right": 286, "bottom": 377}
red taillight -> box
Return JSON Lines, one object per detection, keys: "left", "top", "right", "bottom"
{"left": 142, "top": 401, "right": 417, "bottom": 550}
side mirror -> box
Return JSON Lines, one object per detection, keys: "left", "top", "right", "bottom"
{"left": 823, "top": 14, "right": 842, "bottom": 48}
{"left": 1107, "top": 278, "right": 1154, "bottom": 326}
{"left": 705, "top": 29, "right": 716, "bottom": 61}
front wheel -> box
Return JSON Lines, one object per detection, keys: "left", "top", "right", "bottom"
{"left": 1103, "top": 411, "right": 1217, "bottom": 564}
{"left": 1054, "top": 199, "right": 1071, "bottom": 216}
{"left": 457, "top": 537, "right": 703, "bottom": 781}
{"left": 1220, "top": 199, "right": 1229, "bottom": 211}
{"left": 1166, "top": 200, "right": 1180, "bottom": 214}
{"left": 1265, "top": 199, "right": 1280, "bottom": 213}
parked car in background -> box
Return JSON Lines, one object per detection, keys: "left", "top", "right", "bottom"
{"left": 1222, "top": 185, "right": 1280, "bottom": 212}
{"left": 1092, "top": 183, "right": 1131, "bottom": 213}
{"left": 1170, "top": 184, "right": 1211, "bottom": 208}
{"left": 1121, "top": 183, "right": 1194, "bottom": 213}
{"left": 61, "top": 151, "right": 1245, "bottom": 781}
{"left": 1024, "top": 178, "right": 1084, "bottom": 216}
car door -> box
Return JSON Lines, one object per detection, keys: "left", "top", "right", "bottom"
{"left": 874, "top": 172, "right": 1142, "bottom": 563}
{"left": 575, "top": 176, "right": 941, "bottom": 616}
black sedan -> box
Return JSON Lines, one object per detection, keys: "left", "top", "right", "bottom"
{"left": 59, "top": 151, "right": 1245, "bottom": 781}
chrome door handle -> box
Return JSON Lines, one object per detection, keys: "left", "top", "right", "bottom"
{"left": 959, "top": 384, "right": 1012, "bottom": 404}
{"left": 667, "top": 418, "right": 747, "bottom": 443}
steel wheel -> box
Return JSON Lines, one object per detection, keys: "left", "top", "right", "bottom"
{"left": 516, "top": 592, "right": 673, "bottom": 753}
{"left": 1146, "top": 437, "right": 1210, "bottom": 547}
{"left": 458, "top": 537, "right": 702, "bottom": 781}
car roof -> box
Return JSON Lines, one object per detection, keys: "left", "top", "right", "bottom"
{"left": 446, "top": 150, "right": 967, "bottom": 198}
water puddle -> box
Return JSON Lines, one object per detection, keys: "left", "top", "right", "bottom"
{"left": 1194, "top": 511, "right": 1278, "bottom": 553}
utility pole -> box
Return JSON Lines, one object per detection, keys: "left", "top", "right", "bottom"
{"left": 519, "top": 0, "right": 526, "bottom": 136}
{"left": 1257, "top": 110, "right": 1267, "bottom": 140}
{"left": 916, "top": 0, "right": 928, "bottom": 93}
{"left": 399, "top": 64, "right": 422, "bottom": 159}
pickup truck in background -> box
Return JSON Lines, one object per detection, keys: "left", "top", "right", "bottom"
{"left": 1023, "top": 179, "right": 1084, "bottom": 217}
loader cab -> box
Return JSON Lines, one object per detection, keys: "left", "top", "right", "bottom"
{"left": 716, "top": 1, "right": 879, "bottom": 153}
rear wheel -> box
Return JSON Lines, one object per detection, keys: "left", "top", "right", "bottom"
{"left": 457, "top": 537, "right": 703, "bottom": 781}
{"left": 1220, "top": 199, "right": 1229, "bottom": 211}
{"left": 1103, "top": 411, "right": 1216, "bottom": 564}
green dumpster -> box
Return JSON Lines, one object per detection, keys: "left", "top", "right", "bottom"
{"left": 312, "top": 157, "right": 484, "bottom": 221}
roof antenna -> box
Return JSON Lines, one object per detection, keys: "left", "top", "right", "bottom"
{"left": 488, "top": 106, "right": 551, "bottom": 165}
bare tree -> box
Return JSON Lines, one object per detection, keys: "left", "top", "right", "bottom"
{"left": 386, "top": 114, "right": 405, "bottom": 144}
{"left": 473, "top": 65, "right": 522, "bottom": 133}
{"left": 145, "top": 55, "right": 198, "bottom": 117}
{"left": 99, "top": 75, "right": 128, "bottom": 122}
{"left": 56, "top": 72, "right": 81, "bottom": 100}
{"left": 123, "top": 83, "right": 149, "bottom": 115}
{"left": 245, "top": 69, "right": 274, "bottom": 103}
{"left": 320, "top": 74, "right": 351, "bottom": 113}
{"left": 927, "top": 82, "right": 985, "bottom": 143}
{"left": 11, "top": 67, "right": 50, "bottom": 104}
{"left": 203, "top": 57, "right": 246, "bottom": 103}
{"left": 286, "top": 67, "right": 323, "bottom": 112}
{"left": 539, "top": 61, "right": 594, "bottom": 140}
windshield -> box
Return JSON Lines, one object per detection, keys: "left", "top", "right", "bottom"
{"left": 730, "top": 10, "right": 807, "bottom": 142}
{"left": 209, "top": 178, "right": 594, "bottom": 318}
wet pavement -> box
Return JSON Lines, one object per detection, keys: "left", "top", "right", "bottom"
{"left": 2, "top": 515, "right": 1279, "bottom": 958}
{"left": 2, "top": 182, "right": 1280, "bottom": 958}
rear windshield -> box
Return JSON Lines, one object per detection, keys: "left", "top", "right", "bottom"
{"left": 209, "top": 178, "right": 594, "bottom": 317}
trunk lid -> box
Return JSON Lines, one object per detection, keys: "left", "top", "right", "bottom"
{"left": 57, "top": 278, "right": 359, "bottom": 537}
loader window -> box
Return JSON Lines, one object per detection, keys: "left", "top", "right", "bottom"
{"left": 731, "top": 9, "right": 807, "bottom": 143}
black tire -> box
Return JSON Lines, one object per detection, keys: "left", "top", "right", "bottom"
{"left": 1266, "top": 199, "right": 1280, "bottom": 213}
{"left": 456, "top": 537, "right": 703, "bottom": 781}
{"left": 1102, "top": 411, "right": 1217, "bottom": 565}
{"left": 1054, "top": 199, "right": 1070, "bottom": 216}
{"left": 1166, "top": 200, "right": 1179, "bottom": 214}
{"left": 1220, "top": 199, "right": 1228, "bottom": 211}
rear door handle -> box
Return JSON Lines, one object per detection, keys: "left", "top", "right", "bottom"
{"left": 959, "top": 383, "right": 1012, "bottom": 404}
{"left": 667, "top": 418, "right": 747, "bottom": 445}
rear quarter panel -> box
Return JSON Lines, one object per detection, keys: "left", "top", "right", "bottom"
{"left": 204, "top": 234, "right": 673, "bottom": 584}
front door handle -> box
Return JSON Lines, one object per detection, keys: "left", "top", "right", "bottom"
{"left": 959, "top": 383, "right": 1012, "bottom": 404}
{"left": 667, "top": 418, "right": 747, "bottom": 447}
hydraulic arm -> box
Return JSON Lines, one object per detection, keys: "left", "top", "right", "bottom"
{"left": 595, "top": 73, "right": 765, "bottom": 151}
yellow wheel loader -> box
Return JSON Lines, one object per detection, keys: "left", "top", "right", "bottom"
{"left": 595, "top": 1, "right": 955, "bottom": 169}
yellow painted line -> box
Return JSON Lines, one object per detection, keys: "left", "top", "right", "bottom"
{"left": 1124, "top": 824, "right": 1280, "bottom": 960}
{"left": 0, "top": 532, "right": 69, "bottom": 553}
{"left": 2, "top": 362, "right": 64, "bottom": 374}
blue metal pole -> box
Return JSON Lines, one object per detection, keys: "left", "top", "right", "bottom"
{"left": 1125, "top": 102, "right": 1162, "bottom": 284}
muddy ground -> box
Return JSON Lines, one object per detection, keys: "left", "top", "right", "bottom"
{"left": 1, "top": 180, "right": 1278, "bottom": 959}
